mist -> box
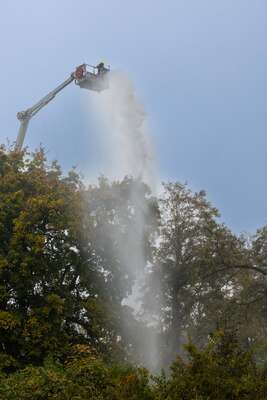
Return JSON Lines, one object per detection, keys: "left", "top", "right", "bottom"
{"left": 85, "top": 70, "right": 160, "bottom": 369}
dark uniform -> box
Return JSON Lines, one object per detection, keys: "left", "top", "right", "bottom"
{"left": 97, "top": 62, "right": 107, "bottom": 75}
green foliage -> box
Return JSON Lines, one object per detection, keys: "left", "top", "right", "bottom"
{"left": 1, "top": 146, "right": 267, "bottom": 398}
{"left": 0, "top": 348, "right": 153, "bottom": 400}
{"left": 0, "top": 147, "right": 98, "bottom": 368}
{"left": 145, "top": 182, "right": 267, "bottom": 367}
{"left": 0, "top": 147, "right": 159, "bottom": 370}
{"left": 153, "top": 331, "right": 267, "bottom": 400}
{"left": 1, "top": 333, "right": 267, "bottom": 399}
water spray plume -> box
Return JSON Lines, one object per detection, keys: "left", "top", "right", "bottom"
{"left": 88, "top": 70, "right": 160, "bottom": 369}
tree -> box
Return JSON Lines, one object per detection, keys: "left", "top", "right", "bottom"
{"left": 0, "top": 147, "right": 159, "bottom": 370}
{"left": 153, "top": 331, "right": 267, "bottom": 400}
{"left": 145, "top": 182, "right": 258, "bottom": 367}
{"left": 0, "top": 147, "right": 110, "bottom": 368}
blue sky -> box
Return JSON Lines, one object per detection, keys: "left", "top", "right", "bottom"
{"left": 0, "top": 0, "right": 266, "bottom": 233}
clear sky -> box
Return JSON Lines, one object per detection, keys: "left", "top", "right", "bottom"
{"left": 0, "top": 0, "right": 266, "bottom": 233}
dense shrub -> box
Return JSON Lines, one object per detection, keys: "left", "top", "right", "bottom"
{"left": 1, "top": 333, "right": 267, "bottom": 399}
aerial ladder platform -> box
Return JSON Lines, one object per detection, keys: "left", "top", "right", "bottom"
{"left": 15, "top": 62, "right": 110, "bottom": 151}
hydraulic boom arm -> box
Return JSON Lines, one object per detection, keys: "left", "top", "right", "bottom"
{"left": 15, "top": 62, "right": 110, "bottom": 151}
{"left": 15, "top": 75, "right": 75, "bottom": 151}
